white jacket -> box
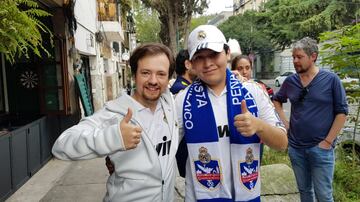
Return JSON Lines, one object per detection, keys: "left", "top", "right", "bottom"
{"left": 52, "top": 91, "right": 179, "bottom": 202}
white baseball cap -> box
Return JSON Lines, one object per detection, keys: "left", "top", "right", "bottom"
{"left": 187, "top": 25, "right": 227, "bottom": 60}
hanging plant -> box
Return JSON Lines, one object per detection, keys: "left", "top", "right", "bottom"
{"left": 0, "top": 0, "right": 52, "bottom": 63}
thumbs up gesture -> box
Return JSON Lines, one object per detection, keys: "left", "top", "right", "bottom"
{"left": 120, "top": 108, "right": 143, "bottom": 150}
{"left": 234, "top": 100, "right": 259, "bottom": 137}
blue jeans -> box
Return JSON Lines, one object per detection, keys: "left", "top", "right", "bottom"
{"left": 288, "top": 145, "right": 335, "bottom": 202}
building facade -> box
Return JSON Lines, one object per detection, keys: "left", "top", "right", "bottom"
{"left": 0, "top": 0, "right": 135, "bottom": 200}
{"left": 233, "top": 0, "right": 268, "bottom": 15}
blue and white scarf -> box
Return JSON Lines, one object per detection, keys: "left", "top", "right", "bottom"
{"left": 183, "top": 69, "right": 261, "bottom": 202}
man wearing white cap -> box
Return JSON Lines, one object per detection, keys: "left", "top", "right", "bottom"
{"left": 175, "top": 25, "right": 288, "bottom": 201}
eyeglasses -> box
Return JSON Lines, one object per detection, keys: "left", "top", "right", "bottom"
{"left": 298, "top": 87, "right": 309, "bottom": 102}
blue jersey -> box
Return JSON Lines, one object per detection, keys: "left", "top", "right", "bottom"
{"left": 170, "top": 76, "right": 191, "bottom": 95}
{"left": 273, "top": 69, "right": 348, "bottom": 148}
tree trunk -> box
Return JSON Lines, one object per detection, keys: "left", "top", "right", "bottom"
{"left": 166, "top": 1, "right": 178, "bottom": 53}
{"left": 183, "top": 3, "right": 193, "bottom": 49}
{"left": 140, "top": 0, "right": 207, "bottom": 53}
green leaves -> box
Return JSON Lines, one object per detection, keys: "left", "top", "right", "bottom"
{"left": 134, "top": 4, "right": 161, "bottom": 43}
{"left": 219, "top": 10, "right": 274, "bottom": 55}
{"left": 320, "top": 24, "right": 360, "bottom": 76}
{"left": 260, "top": 0, "right": 358, "bottom": 49}
{"left": 0, "top": 0, "right": 52, "bottom": 63}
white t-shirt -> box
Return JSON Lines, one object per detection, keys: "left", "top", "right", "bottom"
{"left": 175, "top": 81, "right": 284, "bottom": 201}
{"left": 135, "top": 101, "right": 172, "bottom": 180}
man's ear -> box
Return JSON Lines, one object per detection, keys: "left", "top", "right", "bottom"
{"left": 184, "top": 59, "right": 192, "bottom": 70}
{"left": 226, "top": 50, "right": 231, "bottom": 61}
{"left": 311, "top": 53, "right": 318, "bottom": 63}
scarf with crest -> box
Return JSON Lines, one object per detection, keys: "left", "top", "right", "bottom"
{"left": 183, "top": 69, "right": 261, "bottom": 202}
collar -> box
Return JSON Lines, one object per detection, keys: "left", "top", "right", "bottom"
{"left": 207, "top": 86, "right": 227, "bottom": 97}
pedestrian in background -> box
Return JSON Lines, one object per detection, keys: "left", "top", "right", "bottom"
{"left": 231, "top": 55, "right": 275, "bottom": 162}
{"left": 171, "top": 49, "right": 196, "bottom": 178}
{"left": 231, "top": 55, "right": 274, "bottom": 100}
{"left": 52, "top": 43, "right": 179, "bottom": 202}
{"left": 273, "top": 37, "right": 348, "bottom": 202}
{"left": 170, "top": 49, "right": 196, "bottom": 95}
{"left": 176, "top": 24, "right": 287, "bottom": 201}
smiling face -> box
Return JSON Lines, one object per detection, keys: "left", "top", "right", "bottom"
{"left": 132, "top": 54, "right": 170, "bottom": 109}
{"left": 190, "top": 49, "right": 229, "bottom": 93}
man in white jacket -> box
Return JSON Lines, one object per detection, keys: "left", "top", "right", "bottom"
{"left": 52, "top": 43, "right": 179, "bottom": 202}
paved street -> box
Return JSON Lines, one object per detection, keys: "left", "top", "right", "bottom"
{"left": 262, "top": 79, "right": 291, "bottom": 119}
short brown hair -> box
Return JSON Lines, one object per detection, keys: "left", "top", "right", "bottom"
{"left": 129, "top": 43, "right": 175, "bottom": 79}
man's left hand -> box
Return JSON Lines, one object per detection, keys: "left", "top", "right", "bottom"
{"left": 234, "top": 100, "right": 258, "bottom": 137}
{"left": 319, "top": 140, "right": 332, "bottom": 150}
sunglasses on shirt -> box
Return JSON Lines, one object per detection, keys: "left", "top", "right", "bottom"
{"left": 298, "top": 87, "right": 309, "bottom": 102}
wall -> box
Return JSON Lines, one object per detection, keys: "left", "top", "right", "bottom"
{"left": 74, "top": 0, "right": 97, "bottom": 56}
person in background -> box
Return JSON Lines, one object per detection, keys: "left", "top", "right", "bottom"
{"left": 170, "top": 49, "right": 197, "bottom": 178}
{"left": 231, "top": 55, "right": 274, "bottom": 100}
{"left": 52, "top": 43, "right": 179, "bottom": 202}
{"left": 176, "top": 24, "right": 288, "bottom": 201}
{"left": 273, "top": 37, "right": 348, "bottom": 202}
{"left": 170, "top": 49, "right": 196, "bottom": 95}
{"left": 231, "top": 55, "right": 275, "bottom": 162}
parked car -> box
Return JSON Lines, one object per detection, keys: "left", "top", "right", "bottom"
{"left": 337, "top": 95, "right": 360, "bottom": 158}
{"left": 275, "top": 72, "right": 294, "bottom": 87}
{"left": 341, "top": 76, "right": 359, "bottom": 83}
{"left": 254, "top": 79, "right": 274, "bottom": 100}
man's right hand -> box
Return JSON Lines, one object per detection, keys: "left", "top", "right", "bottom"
{"left": 120, "top": 108, "right": 142, "bottom": 150}
{"left": 231, "top": 70, "right": 248, "bottom": 83}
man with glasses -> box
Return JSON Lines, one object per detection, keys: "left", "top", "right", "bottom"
{"left": 273, "top": 37, "right": 348, "bottom": 202}
{"left": 176, "top": 25, "right": 288, "bottom": 201}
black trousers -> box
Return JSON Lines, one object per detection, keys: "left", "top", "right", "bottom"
{"left": 175, "top": 138, "right": 188, "bottom": 178}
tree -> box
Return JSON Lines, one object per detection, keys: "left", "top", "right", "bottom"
{"left": 119, "top": 0, "right": 133, "bottom": 22}
{"left": 190, "top": 14, "right": 214, "bottom": 31}
{"left": 0, "top": 0, "right": 51, "bottom": 63}
{"left": 219, "top": 10, "right": 273, "bottom": 55}
{"left": 259, "top": 0, "right": 359, "bottom": 49}
{"left": 134, "top": 5, "right": 161, "bottom": 43}
{"left": 179, "top": 0, "right": 208, "bottom": 49}
{"left": 320, "top": 23, "right": 360, "bottom": 166}
{"left": 140, "top": 0, "right": 208, "bottom": 52}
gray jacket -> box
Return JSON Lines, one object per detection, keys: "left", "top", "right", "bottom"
{"left": 52, "top": 91, "right": 179, "bottom": 201}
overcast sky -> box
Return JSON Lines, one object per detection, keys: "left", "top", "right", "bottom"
{"left": 205, "top": 0, "right": 233, "bottom": 15}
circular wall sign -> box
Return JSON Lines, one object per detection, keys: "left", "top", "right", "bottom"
{"left": 20, "top": 70, "right": 38, "bottom": 89}
{"left": 121, "top": 52, "right": 130, "bottom": 61}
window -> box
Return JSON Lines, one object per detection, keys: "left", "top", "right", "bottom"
{"left": 40, "top": 36, "right": 70, "bottom": 115}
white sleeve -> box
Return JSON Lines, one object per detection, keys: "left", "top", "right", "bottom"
{"left": 52, "top": 111, "right": 125, "bottom": 161}
{"left": 243, "top": 82, "right": 285, "bottom": 130}
{"left": 175, "top": 88, "right": 188, "bottom": 143}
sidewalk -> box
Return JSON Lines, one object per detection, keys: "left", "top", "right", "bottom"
{"left": 6, "top": 158, "right": 299, "bottom": 202}
{"left": 6, "top": 158, "right": 184, "bottom": 202}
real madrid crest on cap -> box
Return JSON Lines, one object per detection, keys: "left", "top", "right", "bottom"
{"left": 194, "top": 146, "right": 221, "bottom": 189}
{"left": 197, "top": 30, "right": 206, "bottom": 40}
